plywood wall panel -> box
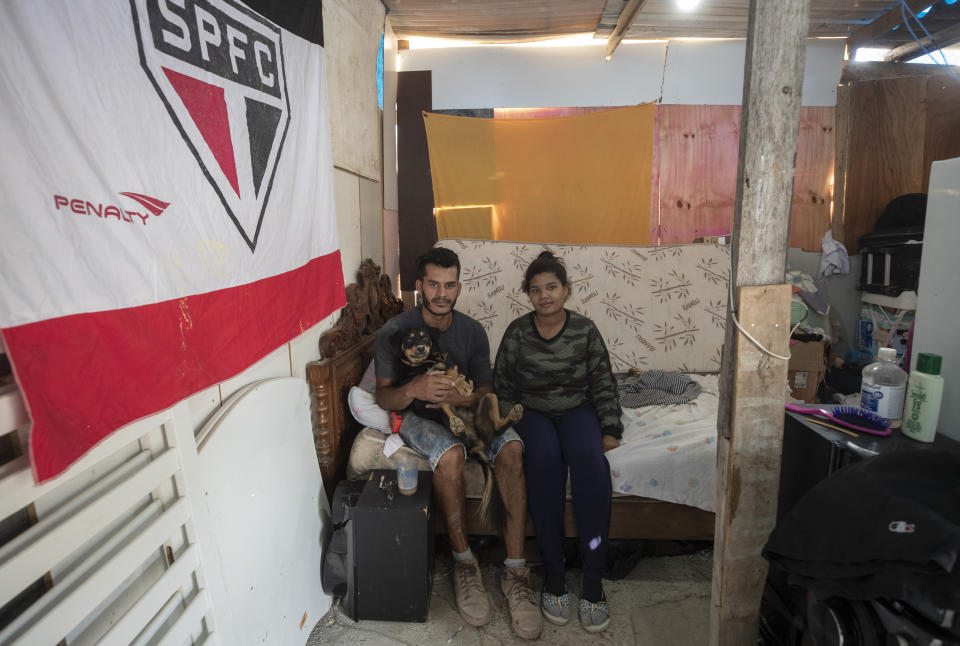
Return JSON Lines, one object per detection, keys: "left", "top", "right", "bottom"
{"left": 657, "top": 105, "right": 740, "bottom": 244}
{"left": 790, "top": 107, "right": 835, "bottom": 251}
{"left": 324, "top": 0, "right": 385, "bottom": 180}
{"left": 359, "top": 176, "right": 383, "bottom": 265}
{"left": 658, "top": 105, "right": 834, "bottom": 249}
{"left": 922, "top": 74, "right": 960, "bottom": 191}
{"left": 843, "top": 78, "right": 927, "bottom": 253}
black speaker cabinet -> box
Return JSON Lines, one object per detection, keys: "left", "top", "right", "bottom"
{"left": 325, "top": 469, "right": 435, "bottom": 622}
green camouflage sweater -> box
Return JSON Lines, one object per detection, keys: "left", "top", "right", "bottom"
{"left": 493, "top": 310, "right": 623, "bottom": 438}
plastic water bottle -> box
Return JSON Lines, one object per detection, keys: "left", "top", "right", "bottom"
{"left": 860, "top": 347, "right": 907, "bottom": 428}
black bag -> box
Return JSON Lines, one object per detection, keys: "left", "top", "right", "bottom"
{"left": 874, "top": 193, "right": 927, "bottom": 232}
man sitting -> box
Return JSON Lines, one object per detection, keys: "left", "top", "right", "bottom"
{"left": 374, "top": 247, "right": 541, "bottom": 640}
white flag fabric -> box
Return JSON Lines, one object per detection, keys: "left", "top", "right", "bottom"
{"left": 0, "top": 0, "right": 344, "bottom": 481}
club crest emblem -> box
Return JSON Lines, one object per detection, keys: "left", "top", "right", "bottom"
{"left": 130, "top": 0, "right": 291, "bottom": 251}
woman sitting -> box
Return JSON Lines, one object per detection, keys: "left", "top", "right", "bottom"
{"left": 493, "top": 251, "right": 622, "bottom": 633}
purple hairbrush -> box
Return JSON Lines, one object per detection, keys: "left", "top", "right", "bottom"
{"left": 784, "top": 402, "right": 892, "bottom": 436}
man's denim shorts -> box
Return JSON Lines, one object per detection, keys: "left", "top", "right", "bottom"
{"left": 398, "top": 411, "right": 523, "bottom": 469}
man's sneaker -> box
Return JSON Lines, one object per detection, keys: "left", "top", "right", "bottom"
{"left": 501, "top": 567, "right": 542, "bottom": 639}
{"left": 453, "top": 559, "right": 491, "bottom": 626}
{"left": 540, "top": 590, "right": 572, "bottom": 626}
{"left": 578, "top": 597, "right": 611, "bottom": 633}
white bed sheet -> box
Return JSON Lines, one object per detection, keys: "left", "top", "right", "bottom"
{"left": 607, "top": 375, "right": 719, "bottom": 512}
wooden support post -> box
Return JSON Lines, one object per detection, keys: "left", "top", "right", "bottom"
{"left": 711, "top": 0, "right": 810, "bottom": 643}
{"left": 833, "top": 81, "right": 852, "bottom": 244}
{"left": 712, "top": 286, "right": 791, "bottom": 645}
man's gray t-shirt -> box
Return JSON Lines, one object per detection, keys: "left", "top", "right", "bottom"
{"left": 373, "top": 308, "right": 492, "bottom": 390}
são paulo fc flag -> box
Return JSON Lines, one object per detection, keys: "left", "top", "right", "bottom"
{"left": 0, "top": 0, "right": 345, "bottom": 481}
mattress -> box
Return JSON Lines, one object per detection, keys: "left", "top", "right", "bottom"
{"left": 607, "top": 374, "right": 720, "bottom": 512}
{"left": 347, "top": 374, "right": 720, "bottom": 510}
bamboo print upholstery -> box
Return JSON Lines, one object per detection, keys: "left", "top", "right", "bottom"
{"left": 443, "top": 240, "right": 730, "bottom": 373}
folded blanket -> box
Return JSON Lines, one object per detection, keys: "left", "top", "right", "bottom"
{"left": 617, "top": 370, "right": 701, "bottom": 408}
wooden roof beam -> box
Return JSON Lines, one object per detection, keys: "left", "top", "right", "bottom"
{"left": 884, "top": 19, "right": 960, "bottom": 61}
{"left": 841, "top": 59, "right": 960, "bottom": 82}
{"left": 847, "top": 0, "right": 938, "bottom": 52}
{"left": 605, "top": 0, "right": 649, "bottom": 60}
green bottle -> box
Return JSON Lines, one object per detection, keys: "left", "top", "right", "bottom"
{"left": 902, "top": 353, "right": 944, "bottom": 443}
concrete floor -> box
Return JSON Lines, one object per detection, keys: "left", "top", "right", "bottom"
{"left": 307, "top": 549, "right": 713, "bottom": 645}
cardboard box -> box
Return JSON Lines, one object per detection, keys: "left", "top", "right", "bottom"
{"left": 788, "top": 341, "right": 826, "bottom": 403}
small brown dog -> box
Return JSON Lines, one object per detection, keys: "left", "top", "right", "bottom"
{"left": 395, "top": 326, "right": 522, "bottom": 517}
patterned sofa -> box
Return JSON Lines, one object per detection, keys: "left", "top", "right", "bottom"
{"left": 444, "top": 239, "right": 730, "bottom": 373}
{"left": 342, "top": 240, "right": 730, "bottom": 539}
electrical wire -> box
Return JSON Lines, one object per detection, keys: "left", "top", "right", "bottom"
{"left": 898, "top": 0, "right": 960, "bottom": 82}
{"left": 727, "top": 271, "right": 805, "bottom": 362}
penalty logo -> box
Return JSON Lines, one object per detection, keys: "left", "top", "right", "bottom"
{"left": 131, "top": 0, "right": 291, "bottom": 252}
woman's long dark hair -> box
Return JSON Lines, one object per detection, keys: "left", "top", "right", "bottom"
{"left": 522, "top": 251, "right": 567, "bottom": 293}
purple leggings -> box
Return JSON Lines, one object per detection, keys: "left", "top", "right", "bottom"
{"left": 515, "top": 404, "right": 611, "bottom": 583}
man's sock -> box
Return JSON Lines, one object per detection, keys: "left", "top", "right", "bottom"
{"left": 581, "top": 576, "right": 605, "bottom": 604}
{"left": 503, "top": 557, "right": 525, "bottom": 570}
{"left": 544, "top": 573, "right": 567, "bottom": 596}
{"left": 453, "top": 548, "right": 476, "bottom": 562}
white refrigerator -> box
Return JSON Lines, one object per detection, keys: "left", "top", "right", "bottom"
{"left": 912, "top": 156, "right": 960, "bottom": 441}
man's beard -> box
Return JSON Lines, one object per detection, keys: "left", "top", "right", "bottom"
{"left": 420, "top": 293, "right": 457, "bottom": 317}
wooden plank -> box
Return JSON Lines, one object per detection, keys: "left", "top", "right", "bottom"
{"left": 450, "top": 497, "right": 715, "bottom": 541}
{"left": 922, "top": 73, "right": 960, "bottom": 190}
{"left": 0, "top": 384, "right": 28, "bottom": 433}
{"left": 0, "top": 500, "right": 164, "bottom": 643}
{"left": 651, "top": 106, "right": 661, "bottom": 243}
{"left": 840, "top": 60, "right": 960, "bottom": 83}
{"left": 155, "top": 590, "right": 211, "bottom": 646}
{"left": 97, "top": 545, "right": 201, "bottom": 646}
{"left": 605, "top": 0, "right": 650, "bottom": 60}
{"left": 843, "top": 77, "right": 927, "bottom": 253}
{"left": 712, "top": 285, "right": 792, "bottom": 646}
{"left": 846, "top": 0, "right": 933, "bottom": 51}
{"left": 9, "top": 499, "right": 189, "bottom": 646}
{"left": 657, "top": 105, "right": 833, "bottom": 249}
{"left": 884, "top": 20, "right": 960, "bottom": 62}
{"left": 658, "top": 105, "right": 741, "bottom": 244}
{"left": 0, "top": 450, "right": 151, "bottom": 556}
{"left": 833, "top": 83, "right": 853, "bottom": 243}
{"left": 0, "top": 449, "right": 178, "bottom": 609}
{"left": 789, "top": 107, "right": 835, "bottom": 251}
{"left": 712, "top": 0, "right": 808, "bottom": 642}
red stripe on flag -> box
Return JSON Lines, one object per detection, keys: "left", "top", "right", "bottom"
{"left": 3, "top": 252, "right": 345, "bottom": 482}
{"left": 163, "top": 67, "right": 240, "bottom": 197}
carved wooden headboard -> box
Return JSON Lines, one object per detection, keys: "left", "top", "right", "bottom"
{"left": 305, "top": 259, "right": 403, "bottom": 497}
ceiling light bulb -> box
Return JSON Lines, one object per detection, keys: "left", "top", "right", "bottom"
{"left": 677, "top": 0, "right": 701, "bottom": 10}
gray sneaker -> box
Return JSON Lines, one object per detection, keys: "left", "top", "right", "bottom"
{"left": 578, "top": 597, "right": 610, "bottom": 633}
{"left": 540, "top": 590, "right": 572, "bottom": 626}
{"left": 453, "top": 559, "right": 492, "bottom": 626}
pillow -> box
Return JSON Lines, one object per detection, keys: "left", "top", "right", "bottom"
{"left": 348, "top": 359, "right": 392, "bottom": 433}
{"left": 347, "top": 386, "right": 392, "bottom": 434}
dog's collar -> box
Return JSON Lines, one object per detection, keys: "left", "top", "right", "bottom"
{"left": 401, "top": 356, "right": 428, "bottom": 367}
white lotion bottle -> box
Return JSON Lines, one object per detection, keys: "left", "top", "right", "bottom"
{"left": 902, "top": 352, "right": 944, "bottom": 443}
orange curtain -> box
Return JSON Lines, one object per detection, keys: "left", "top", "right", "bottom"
{"left": 423, "top": 104, "right": 655, "bottom": 245}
